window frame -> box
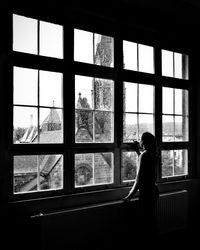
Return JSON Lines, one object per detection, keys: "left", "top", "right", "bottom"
{"left": 7, "top": 8, "right": 193, "bottom": 203}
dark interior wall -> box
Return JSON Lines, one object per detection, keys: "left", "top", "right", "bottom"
{"left": 1, "top": 1, "right": 200, "bottom": 249}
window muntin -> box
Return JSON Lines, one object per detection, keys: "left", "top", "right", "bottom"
{"left": 13, "top": 14, "right": 64, "bottom": 59}
{"left": 161, "top": 150, "right": 188, "bottom": 178}
{"left": 121, "top": 151, "right": 138, "bottom": 182}
{"left": 75, "top": 152, "right": 114, "bottom": 187}
{"left": 162, "top": 87, "right": 189, "bottom": 142}
{"left": 13, "top": 66, "right": 63, "bottom": 144}
{"left": 74, "top": 29, "right": 114, "bottom": 67}
{"left": 123, "top": 82, "right": 155, "bottom": 142}
{"left": 123, "top": 40, "right": 154, "bottom": 74}
{"left": 14, "top": 154, "right": 63, "bottom": 194}
{"left": 162, "top": 49, "right": 189, "bottom": 80}
{"left": 75, "top": 75, "right": 114, "bottom": 143}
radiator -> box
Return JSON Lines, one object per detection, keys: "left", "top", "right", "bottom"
{"left": 31, "top": 190, "right": 189, "bottom": 249}
{"left": 156, "top": 190, "right": 188, "bottom": 234}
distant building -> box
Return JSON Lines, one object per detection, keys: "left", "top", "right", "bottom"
{"left": 14, "top": 35, "right": 114, "bottom": 192}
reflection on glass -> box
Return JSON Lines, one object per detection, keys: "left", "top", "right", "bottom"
{"left": 162, "top": 150, "right": 188, "bottom": 178}
{"left": 138, "top": 44, "right": 154, "bottom": 74}
{"left": 14, "top": 154, "right": 63, "bottom": 194}
{"left": 139, "top": 84, "right": 154, "bottom": 113}
{"left": 39, "top": 108, "right": 63, "bottom": 143}
{"left": 121, "top": 151, "right": 138, "bottom": 182}
{"left": 75, "top": 153, "right": 113, "bottom": 187}
{"left": 124, "top": 82, "right": 137, "bottom": 112}
{"left": 13, "top": 106, "right": 38, "bottom": 143}
{"left": 75, "top": 76, "right": 114, "bottom": 143}
{"left": 14, "top": 67, "right": 38, "bottom": 106}
{"left": 74, "top": 29, "right": 114, "bottom": 67}
{"left": 123, "top": 41, "right": 137, "bottom": 71}
{"left": 40, "top": 21, "right": 63, "bottom": 59}
{"left": 13, "top": 14, "right": 38, "bottom": 54}
{"left": 123, "top": 113, "right": 137, "bottom": 142}
{"left": 40, "top": 70, "right": 63, "bottom": 108}
{"left": 162, "top": 50, "right": 173, "bottom": 77}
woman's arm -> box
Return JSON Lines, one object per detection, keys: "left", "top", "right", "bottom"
{"left": 123, "top": 154, "right": 142, "bottom": 202}
{"left": 123, "top": 177, "right": 139, "bottom": 202}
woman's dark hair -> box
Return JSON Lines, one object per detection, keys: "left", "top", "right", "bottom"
{"left": 141, "top": 132, "right": 157, "bottom": 153}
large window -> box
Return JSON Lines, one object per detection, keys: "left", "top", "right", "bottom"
{"left": 161, "top": 50, "right": 189, "bottom": 179}
{"left": 11, "top": 13, "right": 190, "bottom": 198}
{"left": 13, "top": 14, "right": 64, "bottom": 194}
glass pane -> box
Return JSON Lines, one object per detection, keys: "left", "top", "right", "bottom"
{"left": 75, "top": 110, "right": 93, "bottom": 143}
{"left": 14, "top": 67, "right": 38, "bottom": 106}
{"left": 75, "top": 76, "right": 114, "bottom": 143}
{"left": 124, "top": 82, "right": 137, "bottom": 112}
{"left": 75, "top": 153, "right": 94, "bottom": 186}
{"left": 123, "top": 40, "right": 137, "bottom": 71}
{"left": 162, "top": 50, "right": 173, "bottom": 77}
{"left": 40, "top": 70, "right": 63, "bottom": 108}
{"left": 175, "top": 89, "right": 188, "bottom": 116}
{"left": 123, "top": 113, "right": 138, "bottom": 142}
{"left": 138, "top": 44, "right": 154, "bottom": 74}
{"left": 182, "top": 89, "right": 189, "bottom": 116}
{"left": 75, "top": 75, "right": 93, "bottom": 109}
{"left": 175, "top": 116, "right": 188, "bottom": 141}
{"left": 162, "top": 115, "right": 174, "bottom": 142}
{"left": 121, "top": 151, "right": 138, "bottom": 182}
{"left": 13, "top": 14, "right": 38, "bottom": 54}
{"left": 94, "top": 153, "right": 113, "bottom": 184}
{"left": 39, "top": 108, "right": 63, "bottom": 143}
{"left": 138, "top": 114, "right": 154, "bottom": 139}
{"left": 162, "top": 150, "right": 174, "bottom": 177}
{"left": 94, "top": 34, "right": 114, "bottom": 67}
{"left": 94, "top": 78, "right": 114, "bottom": 111}
{"left": 174, "top": 150, "right": 188, "bottom": 176}
{"left": 14, "top": 154, "right": 63, "bottom": 194}
{"left": 174, "top": 52, "right": 182, "bottom": 79}
{"left": 95, "top": 111, "right": 113, "bottom": 142}
{"left": 40, "top": 21, "right": 63, "bottom": 59}
{"left": 13, "top": 106, "right": 38, "bottom": 144}
{"left": 139, "top": 84, "right": 154, "bottom": 113}
{"left": 162, "top": 87, "right": 173, "bottom": 114}
{"left": 174, "top": 53, "right": 189, "bottom": 80}
{"left": 175, "top": 89, "right": 183, "bottom": 114}
{"left": 75, "top": 153, "right": 113, "bottom": 187}
{"left": 74, "top": 29, "right": 93, "bottom": 64}
{"left": 182, "top": 54, "right": 189, "bottom": 80}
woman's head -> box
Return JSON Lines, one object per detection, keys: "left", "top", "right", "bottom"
{"left": 140, "top": 132, "right": 157, "bottom": 152}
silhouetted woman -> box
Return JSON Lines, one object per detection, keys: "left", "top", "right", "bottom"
{"left": 123, "top": 132, "right": 159, "bottom": 244}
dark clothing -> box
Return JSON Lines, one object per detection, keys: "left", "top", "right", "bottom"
{"left": 137, "top": 150, "right": 159, "bottom": 243}
{"left": 137, "top": 150, "right": 159, "bottom": 201}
